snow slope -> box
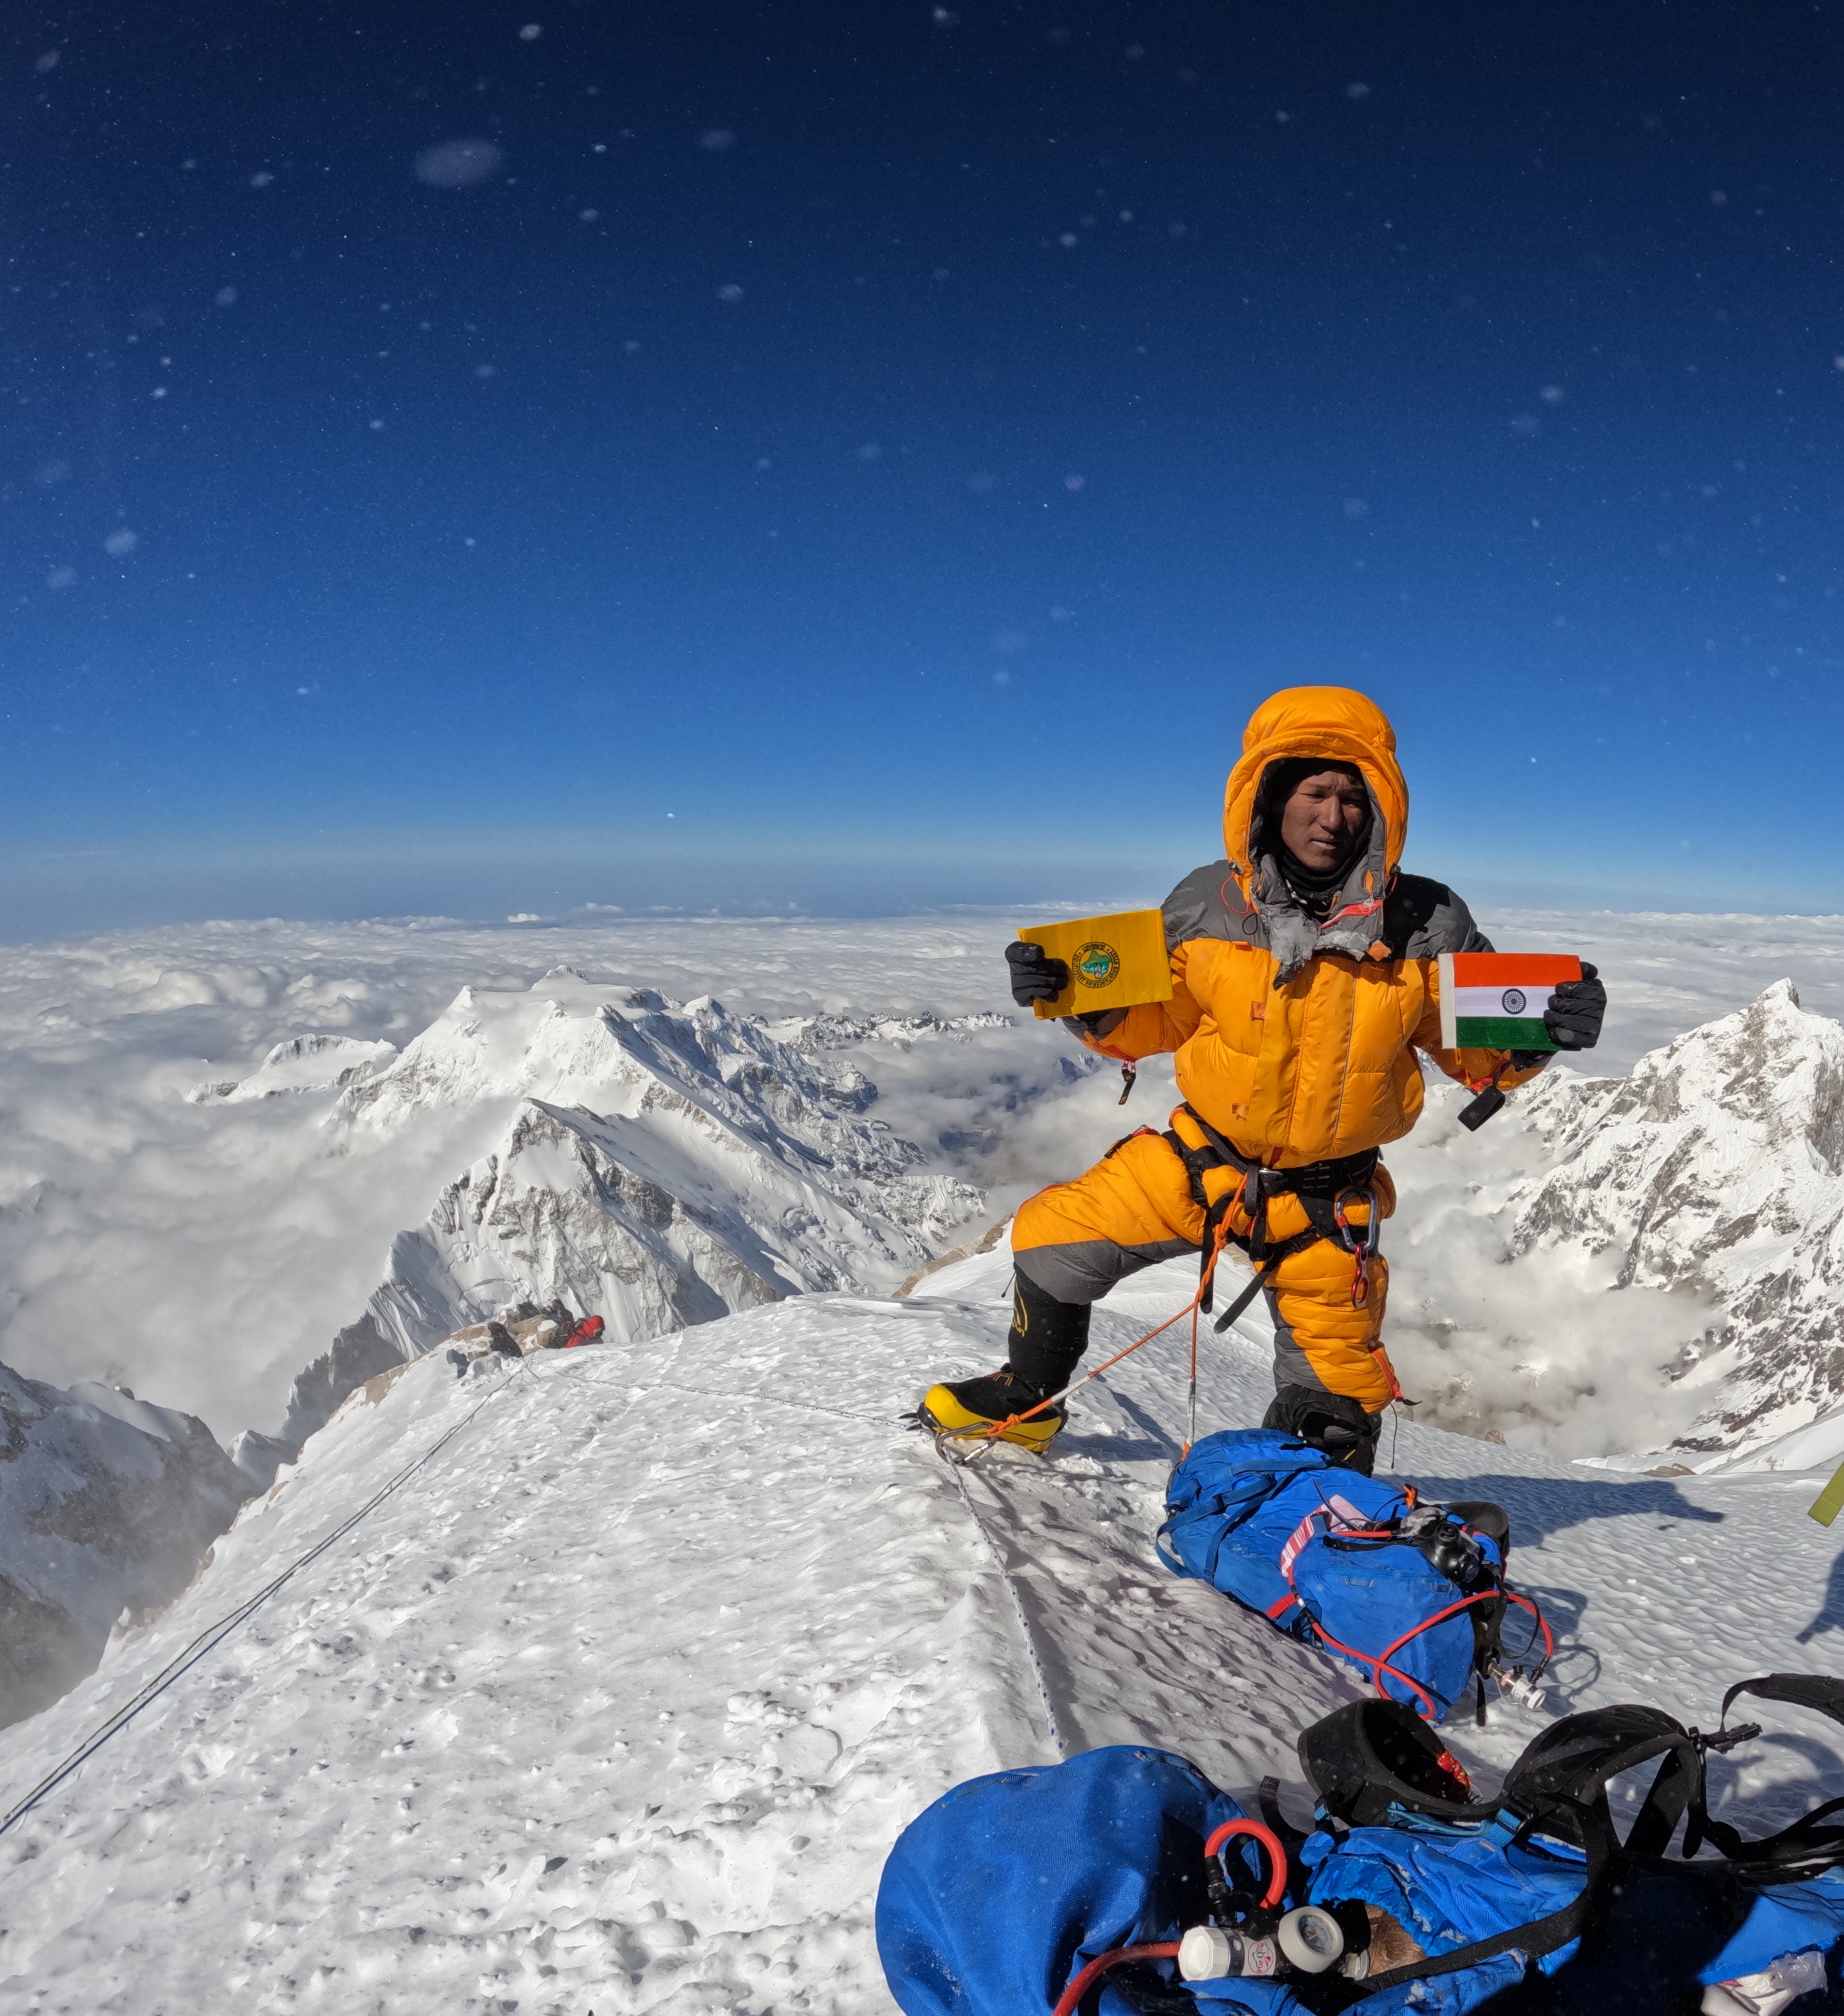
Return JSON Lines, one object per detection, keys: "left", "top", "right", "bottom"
{"left": 6, "top": 1267, "right": 1844, "bottom": 2015}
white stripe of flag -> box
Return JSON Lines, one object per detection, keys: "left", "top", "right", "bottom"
{"left": 1450, "top": 984, "right": 1548, "bottom": 1021}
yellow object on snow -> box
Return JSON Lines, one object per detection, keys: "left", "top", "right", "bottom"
{"left": 916, "top": 1381, "right": 1064, "bottom": 1451}
{"left": 1016, "top": 909, "right": 1174, "bottom": 1021}
{"left": 1808, "top": 1460, "right": 1844, "bottom": 1526}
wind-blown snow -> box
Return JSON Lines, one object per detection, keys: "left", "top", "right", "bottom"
{"left": 4, "top": 1271, "right": 1844, "bottom": 2013}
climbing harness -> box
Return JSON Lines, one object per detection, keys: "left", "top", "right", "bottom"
{"left": 1161, "top": 1105, "right": 1386, "bottom": 1330}
{"left": 1165, "top": 1103, "right": 1405, "bottom": 1410}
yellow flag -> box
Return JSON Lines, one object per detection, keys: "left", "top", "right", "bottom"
{"left": 1016, "top": 909, "right": 1174, "bottom": 1020}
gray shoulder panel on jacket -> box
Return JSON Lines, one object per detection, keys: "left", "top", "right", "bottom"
{"left": 1387, "top": 874, "right": 1494, "bottom": 957}
{"left": 1160, "top": 863, "right": 1491, "bottom": 958}
{"left": 1161, "top": 861, "right": 1258, "bottom": 952}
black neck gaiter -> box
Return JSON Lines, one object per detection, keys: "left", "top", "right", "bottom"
{"left": 1277, "top": 840, "right": 1366, "bottom": 916}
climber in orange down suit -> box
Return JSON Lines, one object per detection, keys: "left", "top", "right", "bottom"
{"left": 918, "top": 686, "right": 1607, "bottom": 1475}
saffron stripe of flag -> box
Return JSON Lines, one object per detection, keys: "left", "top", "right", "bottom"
{"left": 1437, "top": 952, "right": 1582, "bottom": 1053}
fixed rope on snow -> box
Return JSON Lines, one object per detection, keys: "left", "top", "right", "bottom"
{"left": 0, "top": 1352, "right": 537, "bottom": 1842}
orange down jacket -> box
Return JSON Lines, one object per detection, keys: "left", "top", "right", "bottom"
{"left": 1081, "top": 686, "right": 1543, "bottom": 1164}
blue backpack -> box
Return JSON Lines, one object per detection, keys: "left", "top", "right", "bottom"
{"left": 1157, "top": 1429, "right": 1543, "bottom": 1724}
{"left": 876, "top": 1677, "right": 1844, "bottom": 2016}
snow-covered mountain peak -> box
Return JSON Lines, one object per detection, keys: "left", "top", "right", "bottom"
{"left": 1514, "top": 980, "right": 1844, "bottom": 1248}
{"left": 186, "top": 1031, "right": 397, "bottom": 1105}
{"left": 330, "top": 973, "right": 880, "bottom": 1153}
{"left": 1543, "top": 977, "right": 1844, "bottom": 1170}
{"left": 330, "top": 976, "right": 643, "bottom": 1129}
{"left": 1535, "top": 975, "right": 1834, "bottom": 1141}
{"left": 1503, "top": 982, "right": 1844, "bottom": 1455}
{"left": 281, "top": 975, "right": 983, "bottom": 1445}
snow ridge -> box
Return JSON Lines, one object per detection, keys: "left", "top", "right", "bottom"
{"left": 10, "top": 1273, "right": 1844, "bottom": 2013}
{"left": 187, "top": 1032, "right": 398, "bottom": 1105}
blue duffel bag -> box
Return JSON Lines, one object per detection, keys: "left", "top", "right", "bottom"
{"left": 877, "top": 1677, "right": 1844, "bottom": 2016}
{"left": 1158, "top": 1429, "right": 1546, "bottom": 1723}
{"left": 875, "top": 1743, "right": 1297, "bottom": 2016}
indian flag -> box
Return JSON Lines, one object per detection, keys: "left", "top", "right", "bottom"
{"left": 1438, "top": 952, "right": 1582, "bottom": 1052}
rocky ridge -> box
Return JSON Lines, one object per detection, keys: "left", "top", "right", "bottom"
{"left": 0, "top": 1366, "right": 246, "bottom": 1729}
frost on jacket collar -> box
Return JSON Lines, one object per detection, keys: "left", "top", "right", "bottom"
{"left": 1223, "top": 686, "right": 1410, "bottom": 983}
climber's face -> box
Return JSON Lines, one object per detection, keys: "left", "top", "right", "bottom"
{"left": 1279, "top": 768, "right": 1370, "bottom": 873}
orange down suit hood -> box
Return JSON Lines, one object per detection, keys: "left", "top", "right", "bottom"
{"left": 1222, "top": 684, "right": 1409, "bottom": 895}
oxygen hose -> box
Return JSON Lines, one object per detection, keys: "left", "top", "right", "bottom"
{"left": 1049, "top": 1943, "right": 1183, "bottom": 2016}
{"left": 1203, "top": 1817, "right": 1289, "bottom": 1909}
{"left": 1049, "top": 1818, "right": 1290, "bottom": 2013}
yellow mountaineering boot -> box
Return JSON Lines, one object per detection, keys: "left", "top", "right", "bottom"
{"left": 916, "top": 1367, "right": 1067, "bottom": 1452}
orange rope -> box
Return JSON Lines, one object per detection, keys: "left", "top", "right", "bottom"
{"left": 944, "top": 1215, "right": 1241, "bottom": 1451}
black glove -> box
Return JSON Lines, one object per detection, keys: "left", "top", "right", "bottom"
{"left": 1544, "top": 961, "right": 1606, "bottom": 1050}
{"left": 1006, "top": 940, "right": 1069, "bottom": 1007}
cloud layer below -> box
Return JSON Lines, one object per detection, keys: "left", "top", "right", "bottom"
{"left": 2, "top": 905, "right": 1841, "bottom": 1454}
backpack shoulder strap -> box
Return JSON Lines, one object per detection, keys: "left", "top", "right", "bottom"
{"left": 1329, "top": 1679, "right": 1844, "bottom": 2007}
{"left": 1720, "top": 1673, "right": 1844, "bottom": 1732}
{"left": 1685, "top": 1675, "right": 1844, "bottom": 1862}
{"left": 1504, "top": 1704, "right": 1706, "bottom": 1859}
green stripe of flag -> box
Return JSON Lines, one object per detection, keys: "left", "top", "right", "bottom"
{"left": 1453, "top": 1017, "right": 1560, "bottom": 1050}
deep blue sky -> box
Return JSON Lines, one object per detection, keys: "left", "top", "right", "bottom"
{"left": 6, "top": 1, "right": 1844, "bottom": 936}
